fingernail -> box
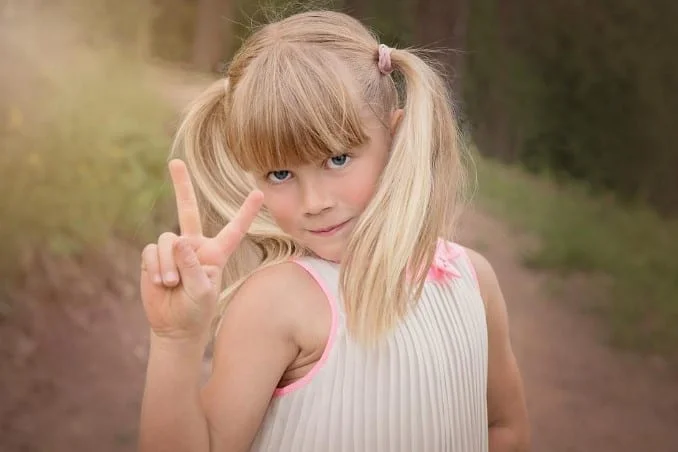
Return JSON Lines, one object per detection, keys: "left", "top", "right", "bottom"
{"left": 165, "top": 272, "right": 178, "bottom": 284}
{"left": 153, "top": 275, "right": 162, "bottom": 285}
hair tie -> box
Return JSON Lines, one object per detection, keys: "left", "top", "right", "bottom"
{"left": 377, "top": 44, "right": 393, "bottom": 75}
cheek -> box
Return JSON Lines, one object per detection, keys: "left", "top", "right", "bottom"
{"left": 344, "top": 159, "right": 385, "bottom": 209}
{"left": 347, "top": 132, "right": 390, "bottom": 209}
{"left": 260, "top": 189, "right": 297, "bottom": 231}
{"left": 344, "top": 178, "right": 377, "bottom": 209}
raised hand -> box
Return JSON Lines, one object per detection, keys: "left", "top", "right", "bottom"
{"left": 140, "top": 159, "right": 264, "bottom": 342}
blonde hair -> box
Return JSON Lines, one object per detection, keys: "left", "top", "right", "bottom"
{"left": 172, "top": 10, "right": 467, "bottom": 345}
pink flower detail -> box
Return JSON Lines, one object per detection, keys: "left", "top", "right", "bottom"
{"left": 426, "top": 239, "right": 462, "bottom": 282}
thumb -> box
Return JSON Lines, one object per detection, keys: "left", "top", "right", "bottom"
{"left": 173, "top": 239, "right": 213, "bottom": 300}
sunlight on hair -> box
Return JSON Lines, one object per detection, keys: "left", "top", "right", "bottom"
{"left": 226, "top": 43, "right": 369, "bottom": 173}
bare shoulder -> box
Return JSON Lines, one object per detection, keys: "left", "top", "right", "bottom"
{"left": 460, "top": 246, "right": 502, "bottom": 308}
{"left": 231, "top": 260, "right": 326, "bottom": 309}
{"left": 218, "top": 260, "right": 327, "bottom": 341}
{"left": 460, "top": 246, "right": 493, "bottom": 274}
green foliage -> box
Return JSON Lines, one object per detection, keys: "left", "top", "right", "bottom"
{"left": 476, "top": 156, "right": 678, "bottom": 355}
{"left": 355, "top": 0, "right": 414, "bottom": 48}
{"left": 464, "top": 0, "right": 678, "bottom": 215}
{"left": 0, "top": 9, "right": 175, "bottom": 281}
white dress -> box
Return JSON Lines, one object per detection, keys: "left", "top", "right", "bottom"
{"left": 249, "top": 240, "right": 489, "bottom": 452}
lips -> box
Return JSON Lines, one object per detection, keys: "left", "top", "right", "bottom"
{"left": 308, "top": 218, "right": 352, "bottom": 234}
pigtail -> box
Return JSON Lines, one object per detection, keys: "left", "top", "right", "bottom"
{"left": 341, "top": 48, "right": 465, "bottom": 345}
{"left": 171, "top": 79, "right": 251, "bottom": 234}
{"left": 171, "top": 78, "right": 299, "bottom": 334}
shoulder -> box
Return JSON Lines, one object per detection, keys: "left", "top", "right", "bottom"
{"left": 235, "top": 260, "right": 325, "bottom": 304}
{"left": 434, "top": 239, "right": 500, "bottom": 300}
{"left": 461, "top": 247, "right": 499, "bottom": 290}
{"left": 457, "top": 245, "right": 503, "bottom": 313}
{"left": 457, "top": 245, "right": 513, "bottom": 336}
{"left": 219, "top": 260, "right": 329, "bottom": 342}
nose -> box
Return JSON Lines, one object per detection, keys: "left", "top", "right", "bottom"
{"left": 300, "top": 176, "right": 334, "bottom": 216}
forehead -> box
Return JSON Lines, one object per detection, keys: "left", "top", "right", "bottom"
{"left": 223, "top": 44, "right": 387, "bottom": 173}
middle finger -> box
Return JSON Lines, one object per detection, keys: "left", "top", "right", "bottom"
{"left": 213, "top": 190, "right": 265, "bottom": 257}
{"left": 158, "top": 232, "right": 180, "bottom": 287}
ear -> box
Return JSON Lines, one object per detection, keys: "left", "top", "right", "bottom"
{"left": 389, "top": 109, "right": 404, "bottom": 137}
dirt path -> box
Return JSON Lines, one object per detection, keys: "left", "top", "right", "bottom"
{"left": 2, "top": 76, "right": 677, "bottom": 452}
{"left": 457, "top": 207, "right": 678, "bottom": 452}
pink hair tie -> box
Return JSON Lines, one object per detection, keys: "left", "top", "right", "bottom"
{"left": 377, "top": 44, "right": 393, "bottom": 75}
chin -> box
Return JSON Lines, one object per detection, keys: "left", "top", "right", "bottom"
{"left": 307, "top": 242, "right": 345, "bottom": 264}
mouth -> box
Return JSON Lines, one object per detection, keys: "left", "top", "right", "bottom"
{"left": 308, "top": 218, "right": 353, "bottom": 236}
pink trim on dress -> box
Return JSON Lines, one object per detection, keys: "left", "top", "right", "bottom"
{"left": 273, "top": 240, "right": 465, "bottom": 396}
{"left": 426, "top": 239, "right": 463, "bottom": 282}
{"left": 272, "top": 259, "right": 339, "bottom": 397}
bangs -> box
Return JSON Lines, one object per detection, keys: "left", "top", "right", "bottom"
{"left": 225, "top": 43, "right": 370, "bottom": 172}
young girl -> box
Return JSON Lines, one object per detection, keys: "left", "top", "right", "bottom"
{"left": 138, "top": 10, "right": 530, "bottom": 452}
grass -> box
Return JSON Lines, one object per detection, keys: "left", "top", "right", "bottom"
{"left": 474, "top": 156, "right": 678, "bottom": 356}
{"left": 1, "top": 45, "right": 177, "bottom": 287}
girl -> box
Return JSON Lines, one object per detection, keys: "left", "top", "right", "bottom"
{"left": 138, "top": 10, "right": 530, "bottom": 452}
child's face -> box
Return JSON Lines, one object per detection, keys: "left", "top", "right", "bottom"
{"left": 255, "top": 110, "right": 401, "bottom": 263}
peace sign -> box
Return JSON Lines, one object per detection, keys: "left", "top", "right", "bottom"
{"left": 140, "top": 159, "right": 264, "bottom": 342}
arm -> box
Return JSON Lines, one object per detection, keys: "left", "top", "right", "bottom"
{"left": 200, "top": 264, "right": 303, "bottom": 451}
{"left": 139, "top": 335, "right": 210, "bottom": 452}
{"left": 139, "top": 263, "right": 301, "bottom": 452}
{"left": 138, "top": 159, "right": 297, "bottom": 452}
{"left": 465, "top": 248, "right": 531, "bottom": 452}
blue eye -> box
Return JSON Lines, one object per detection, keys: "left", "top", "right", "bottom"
{"left": 267, "top": 170, "right": 291, "bottom": 183}
{"left": 327, "top": 154, "right": 351, "bottom": 169}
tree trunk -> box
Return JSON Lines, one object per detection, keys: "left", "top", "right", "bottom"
{"left": 416, "top": 0, "right": 468, "bottom": 95}
{"left": 344, "top": 0, "right": 367, "bottom": 20}
{"left": 192, "top": 0, "right": 231, "bottom": 73}
{"left": 136, "top": 0, "right": 155, "bottom": 62}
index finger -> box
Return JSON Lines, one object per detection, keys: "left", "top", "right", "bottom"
{"left": 169, "top": 159, "right": 203, "bottom": 237}
{"left": 213, "top": 190, "right": 265, "bottom": 256}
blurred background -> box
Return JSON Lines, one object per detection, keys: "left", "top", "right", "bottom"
{"left": 1, "top": 0, "right": 677, "bottom": 451}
